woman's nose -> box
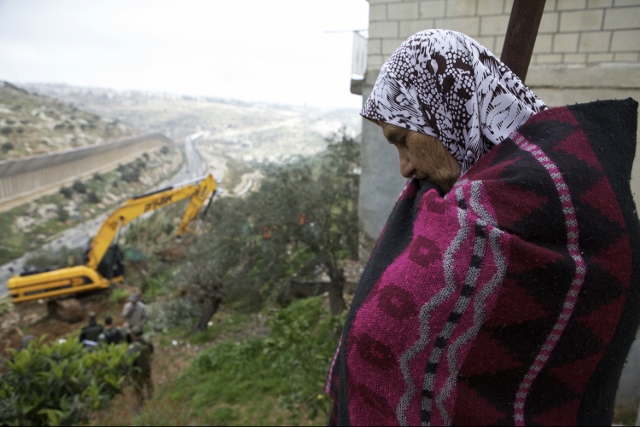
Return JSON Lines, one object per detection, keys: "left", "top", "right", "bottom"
{"left": 399, "top": 155, "right": 416, "bottom": 178}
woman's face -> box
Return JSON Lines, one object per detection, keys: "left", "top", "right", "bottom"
{"left": 379, "top": 121, "right": 461, "bottom": 192}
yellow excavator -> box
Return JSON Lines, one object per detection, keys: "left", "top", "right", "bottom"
{"left": 8, "top": 174, "right": 217, "bottom": 303}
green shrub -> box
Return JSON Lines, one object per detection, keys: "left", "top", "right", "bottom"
{"left": 190, "top": 297, "right": 344, "bottom": 421}
{"left": 121, "top": 169, "right": 139, "bottom": 183}
{"left": 57, "top": 205, "right": 69, "bottom": 223}
{"left": 135, "top": 158, "right": 146, "bottom": 170}
{"left": 0, "top": 294, "right": 12, "bottom": 317}
{"left": 59, "top": 186, "right": 73, "bottom": 199}
{"left": 86, "top": 191, "right": 100, "bottom": 204}
{"left": 263, "top": 297, "right": 344, "bottom": 418}
{"left": 72, "top": 180, "right": 87, "bottom": 194}
{"left": 109, "top": 288, "right": 130, "bottom": 304}
{"left": 1, "top": 142, "right": 13, "bottom": 152}
{"left": 0, "top": 338, "right": 133, "bottom": 426}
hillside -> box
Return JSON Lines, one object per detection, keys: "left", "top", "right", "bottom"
{"left": 0, "top": 82, "right": 137, "bottom": 161}
{"left": 22, "top": 83, "right": 361, "bottom": 160}
{"left": 0, "top": 84, "right": 366, "bottom": 425}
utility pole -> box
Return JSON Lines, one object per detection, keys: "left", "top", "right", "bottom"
{"left": 500, "top": 0, "right": 546, "bottom": 83}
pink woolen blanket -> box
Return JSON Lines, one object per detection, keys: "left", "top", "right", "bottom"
{"left": 326, "top": 99, "right": 640, "bottom": 426}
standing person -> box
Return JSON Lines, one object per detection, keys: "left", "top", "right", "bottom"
{"left": 122, "top": 293, "right": 147, "bottom": 332}
{"left": 126, "top": 326, "right": 154, "bottom": 409}
{"left": 98, "top": 315, "right": 123, "bottom": 345}
{"left": 79, "top": 311, "right": 103, "bottom": 348}
{"left": 325, "top": 29, "right": 640, "bottom": 426}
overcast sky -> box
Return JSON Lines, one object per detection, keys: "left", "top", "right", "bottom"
{"left": 0, "top": 0, "right": 369, "bottom": 108}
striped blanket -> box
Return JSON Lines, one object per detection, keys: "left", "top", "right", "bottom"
{"left": 326, "top": 98, "right": 640, "bottom": 426}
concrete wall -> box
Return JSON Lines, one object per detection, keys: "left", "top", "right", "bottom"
{"left": 0, "top": 133, "right": 172, "bottom": 211}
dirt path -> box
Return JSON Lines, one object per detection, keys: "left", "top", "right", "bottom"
{"left": 89, "top": 339, "right": 204, "bottom": 425}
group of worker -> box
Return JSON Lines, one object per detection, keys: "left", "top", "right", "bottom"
{"left": 78, "top": 293, "right": 154, "bottom": 409}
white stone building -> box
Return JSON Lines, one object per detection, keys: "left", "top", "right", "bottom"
{"left": 355, "top": 0, "right": 640, "bottom": 244}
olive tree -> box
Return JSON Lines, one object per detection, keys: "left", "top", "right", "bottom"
{"left": 249, "top": 129, "right": 360, "bottom": 315}
{"left": 181, "top": 129, "right": 360, "bottom": 328}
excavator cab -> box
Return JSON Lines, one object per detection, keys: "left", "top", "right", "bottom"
{"left": 96, "top": 245, "right": 125, "bottom": 280}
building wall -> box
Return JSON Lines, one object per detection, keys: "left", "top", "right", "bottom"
{"left": 367, "top": 0, "right": 640, "bottom": 69}
{"left": 359, "top": 0, "right": 640, "bottom": 242}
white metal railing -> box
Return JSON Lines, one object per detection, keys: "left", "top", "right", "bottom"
{"left": 351, "top": 31, "right": 367, "bottom": 79}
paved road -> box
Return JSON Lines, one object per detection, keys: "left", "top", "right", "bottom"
{"left": 0, "top": 133, "right": 209, "bottom": 296}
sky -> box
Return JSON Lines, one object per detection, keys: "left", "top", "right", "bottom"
{"left": 0, "top": 0, "right": 369, "bottom": 108}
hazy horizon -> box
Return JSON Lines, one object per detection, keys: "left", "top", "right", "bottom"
{"left": 0, "top": 0, "right": 369, "bottom": 109}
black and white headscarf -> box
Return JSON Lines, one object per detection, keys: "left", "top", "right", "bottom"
{"left": 362, "top": 29, "right": 547, "bottom": 173}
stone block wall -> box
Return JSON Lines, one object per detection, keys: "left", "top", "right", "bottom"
{"left": 366, "top": 0, "right": 640, "bottom": 79}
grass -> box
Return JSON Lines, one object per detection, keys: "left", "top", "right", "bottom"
{"left": 88, "top": 297, "right": 343, "bottom": 426}
{"left": 613, "top": 405, "right": 637, "bottom": 426}
{"left": 0, "top": 294, "right": 12, "bottom": 316}
{"left": 108, "top": 288, "right": 130, "bottom": 304}
{"left": 0, "top": 83, "right": 136, "bottom": 162}
{"left": 154, "top": 310, "right": 253, "bottom": 347}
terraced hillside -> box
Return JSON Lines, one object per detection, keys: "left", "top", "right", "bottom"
{"left": 22, "top": 83, "right": 360, "bottom": 157}
{"left": 0, "top": 81, "right": 137, "bottom": 161}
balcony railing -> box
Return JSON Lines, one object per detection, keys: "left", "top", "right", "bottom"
{"left": 351, "top": 31, "right": 367, "bottom": 79}
{"left": 351, "top": 31, "right": 367, "bottom": 95}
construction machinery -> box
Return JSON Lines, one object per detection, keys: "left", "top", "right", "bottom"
{"left": 7, "top": 174, "right": 217, "bottom": 303}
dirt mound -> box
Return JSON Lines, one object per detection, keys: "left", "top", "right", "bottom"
{"left": 1, "top": 292, "right": 123, "bottom": 356}
{"left": 155, "top": 244, "right": 187, "bottom": 262}
{"left": 49, "top": 298, "right": 85, "bottom": 323}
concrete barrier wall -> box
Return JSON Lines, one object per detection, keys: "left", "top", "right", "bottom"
{"left": 0, "top": 133, "right": 172, "bottom": 210}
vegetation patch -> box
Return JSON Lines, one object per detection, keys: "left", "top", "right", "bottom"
{"left": 0, "top": 145, "right": 181, "bottom": 265}
{"left": 138, "top": 297, "right": 344, "bottom": 425}
{"left": 0, "top": 337, "right": 133, "bottom": 426}
{"left": 0, "top": 82, "right": 136, "bottom": 161}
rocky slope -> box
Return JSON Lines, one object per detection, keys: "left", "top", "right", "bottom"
{"left": 22, "top": 83, "right": 360, "bottom": 158}
{"left": 0, "top": 81, "right": 137, "bottom": 161}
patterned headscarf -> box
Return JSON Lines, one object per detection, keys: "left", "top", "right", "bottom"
{"left": 361, "top": 29, "right": 547, "bottom": 173}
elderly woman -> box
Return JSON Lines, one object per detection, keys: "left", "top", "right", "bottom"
{"left": 326, "top": 30, "right": 640, "bottom": 426}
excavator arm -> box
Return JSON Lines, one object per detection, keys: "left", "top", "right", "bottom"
{"left": 8, "top": 174, "right": 217, "bottom": 303}
{"left": 86, "top": 174, "right": 217, "bottom": 270}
